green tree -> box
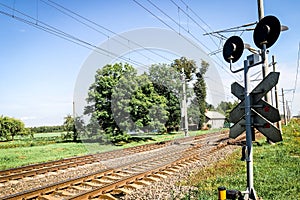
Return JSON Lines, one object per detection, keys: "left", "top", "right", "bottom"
{"left": 170, "top": 57, "right": 209, "bottom": 130}
{"left": 131, "top": 74, "right": 168, "bottom": 133}
{"left": 0, "top": 116, "right": 9, "bottom": 140}
{"left": 216, "top": 100, "right": 239, "bottom": 120}
{"left": 187, "top": 97, "right": 201, "bottom": 126}
{"left": 0, "top": 115, "right": 26, "bottom": 141}
{"left": 148, "top": 64, "right": 181, "bottom": 132}
{"left": 112, "top": 73, "right": 168, "bottom": 133}
{"left": 85, "top": 63, "right": 169, "bottom": 144}
{"left": 171, "top": 57, "right": 197, "bottom": 80}
{"left": 63, "top": 114, "right": 84, "bottom": 142}
{"left": 64, "top": 115, "right": 74, "bottom": 133}
{"left": 193, "top": 60, "right": 209, "bottom": 129}
{"left": 85, "top": 63, "right": 136, "bottom": 136}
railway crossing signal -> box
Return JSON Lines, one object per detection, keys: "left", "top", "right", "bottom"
{"left": 231, "top": 95, "right": 280, "bottom": 123}
{"left": 230, "top": 72, "right": 281, "bottom": 123}
{"left": 230, "top": 110, "right": 282, "bottom": 142}
{"left": 229, "top": 72, "right": 282, "bottom": 143}
{"left": 222, "top": 15, "right": 283, "bottom": 200}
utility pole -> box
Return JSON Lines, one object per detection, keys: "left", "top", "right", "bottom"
{"left": 257, "top": 0, "right": 271, "bottom": 103}
{"left": 272, "top": 56, "right": 282, "bottom": 131}
{"left": 286, "top": 101, "right": 291, "bottom": 122}
{"left": 258, "top": 0, "right": 272, "bottom": 144}
{"left": 73, "top": 101, "right": 76, "bottom": 119}
{"left": 281, "top": 88, "right": 287, "bottom": 125}
{"left": 181, "top": 68, "right": 188, "bottom": 136}
{"left": 257, "top": 0, "right": 264, "bottom": 20}
{"left": 72, "top": 101, "right": 77, "bottom": 139}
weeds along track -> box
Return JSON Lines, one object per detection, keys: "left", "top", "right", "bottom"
{"left": 0, "top": 131, "right": 224, "bottom": 184}
{"left": 0, "top": 131, "right": 238, "bottom": 200}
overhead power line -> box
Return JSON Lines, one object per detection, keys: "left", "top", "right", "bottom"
{"left": 0, "top": 2, "right": 150, "bottom": 69}
{"left": 170, "top": 0, "right": 219, "bottom": 48}
{"left": 145, "top": 0, "right": 212, "bottom": 53}
{"left": 2, "top": 0, "right": 243, "bottom": 102}
{"left": 177, "top": 0, "right": 243, "bottom": 81}
{"left": 291, "top": 42, "right": 300, "bottom": 107}
{"left": 43, "top": 0, "right": 173, "bottom": 65}
{"left": 133, "top": 0, "right": 242, "bottom": 83}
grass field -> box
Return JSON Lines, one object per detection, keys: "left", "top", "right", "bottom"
{"left": 0, "top": 129, "right": 220, "bottom": 170}
{"left": 180, "top": 119, "right": 300, "bottom": 200}
{"left": 0, "top": 143, "right": 88, "bottom": 170}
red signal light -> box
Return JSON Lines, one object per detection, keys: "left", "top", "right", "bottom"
{"left": 264, "top": 106, "right": 270, "bottom": 112}
{"left": 264, "top": 123, "right": 271, "bottom": 128}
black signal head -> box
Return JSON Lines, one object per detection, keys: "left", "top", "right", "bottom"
{"left": 223, "top": 36, "right": 244, "bottom": 63}
{"left": 253, "top": 15, "right": 281, "bottom": 49}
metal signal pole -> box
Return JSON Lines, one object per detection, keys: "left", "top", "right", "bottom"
{"left": 243, "top": 60, "right": 254, "bottom": 198}
{"left": 243, "top": 58, "right": 258, "bottom": 200}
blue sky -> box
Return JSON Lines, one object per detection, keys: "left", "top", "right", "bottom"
{"left": 0, "top": 0, "right": 299, "bottom": 127}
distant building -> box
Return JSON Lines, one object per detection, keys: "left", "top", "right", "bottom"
{"left": 205, "top": 111, "right": 226, "bottom": 129}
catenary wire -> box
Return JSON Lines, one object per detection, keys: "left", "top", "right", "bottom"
{"left": 167, "top": 0, "right": 243, "bottom": 82}
{"left": 178, "top": 0, "right": 243, "bottom": 81}
{"left": 45, "top": 0, "right": 173, "bottom": 64}
{"left": 133, "top": 0, "right": 242, "bottom": 85}
{"left": 291, "top": 42, "right": 300, "bottom": 110}
{"left": 0, "top": 3, "right": 150, "bottom": 70}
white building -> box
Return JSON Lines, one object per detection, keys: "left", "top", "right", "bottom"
{"left": 205, "top": 111, "right": 226, "bottom": 129}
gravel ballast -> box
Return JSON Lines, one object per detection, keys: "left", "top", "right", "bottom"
{"left": 123, "top": 145, "right": 239, "bottom": 200}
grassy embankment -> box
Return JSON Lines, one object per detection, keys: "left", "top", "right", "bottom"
{"left": 0, "top": 129, "right": 220, "bottom": 170}
{"left": 180, "top": 119, "right": 300, "bottom": 200}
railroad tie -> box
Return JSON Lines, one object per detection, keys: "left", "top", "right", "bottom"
{"left": 111, "top": 187, "right": 133, "bottom": 195}
{"left": 143, "top": 176, "right": 160, "bottom": 182}
{"left": 82, "top": 181, "right": 102, "bottom": 187}
{"left": 151, "top": 173, "right": 168, "bottom": 179}
{"left": 39, "top": 194, "right": 62, "bottom": 200}
{"left": 54, "top": 190, "right": 76, "bottom": 197}
{"left": 71, "top": 185, "right": 90, "bottom": 191}
{"left": 124, "top": 183, "right": 144, "bottom": 190}
{"left": 97, "top": 193, "right": 118, "bottom": 200}
{"left": 166, "top": 167, "right": 180, "bottom": 173}
{"left": 134, "top": 180, "right": 152, "bottom": 186}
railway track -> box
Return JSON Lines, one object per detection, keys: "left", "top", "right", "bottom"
{"left": 0, "top": 131, "right": 225, "bottom": 184}
{"left": 0, "top": 140, "right": 172, "bottom": 183}
{"left": 0, "top": 131, "right": 235, "bottom": 200}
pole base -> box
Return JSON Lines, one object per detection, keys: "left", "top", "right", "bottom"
{"left": 242, "top": 187, "right": 258, "bottom": 200}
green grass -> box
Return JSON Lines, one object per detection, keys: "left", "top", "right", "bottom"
{"left": 0, "top": 132, "right": 66, "bottom": 149}
{"left": 179, "top": 119, "right": 300, "bottom": 200}
{"left": 0, "top": 143, "right": 88, "bottom": 169}
{"left": 33, "top": 132, "right": 64, "bottom": 138}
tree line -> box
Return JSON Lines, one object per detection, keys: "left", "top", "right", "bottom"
{"left": 0, "top": 57, "right": 238, "bottom": 143}
{"left": 78, "top": 57, "right": 209, "bottom": 143}
{"left": 30, "top": 125, "right": 65, "bottom": 133}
